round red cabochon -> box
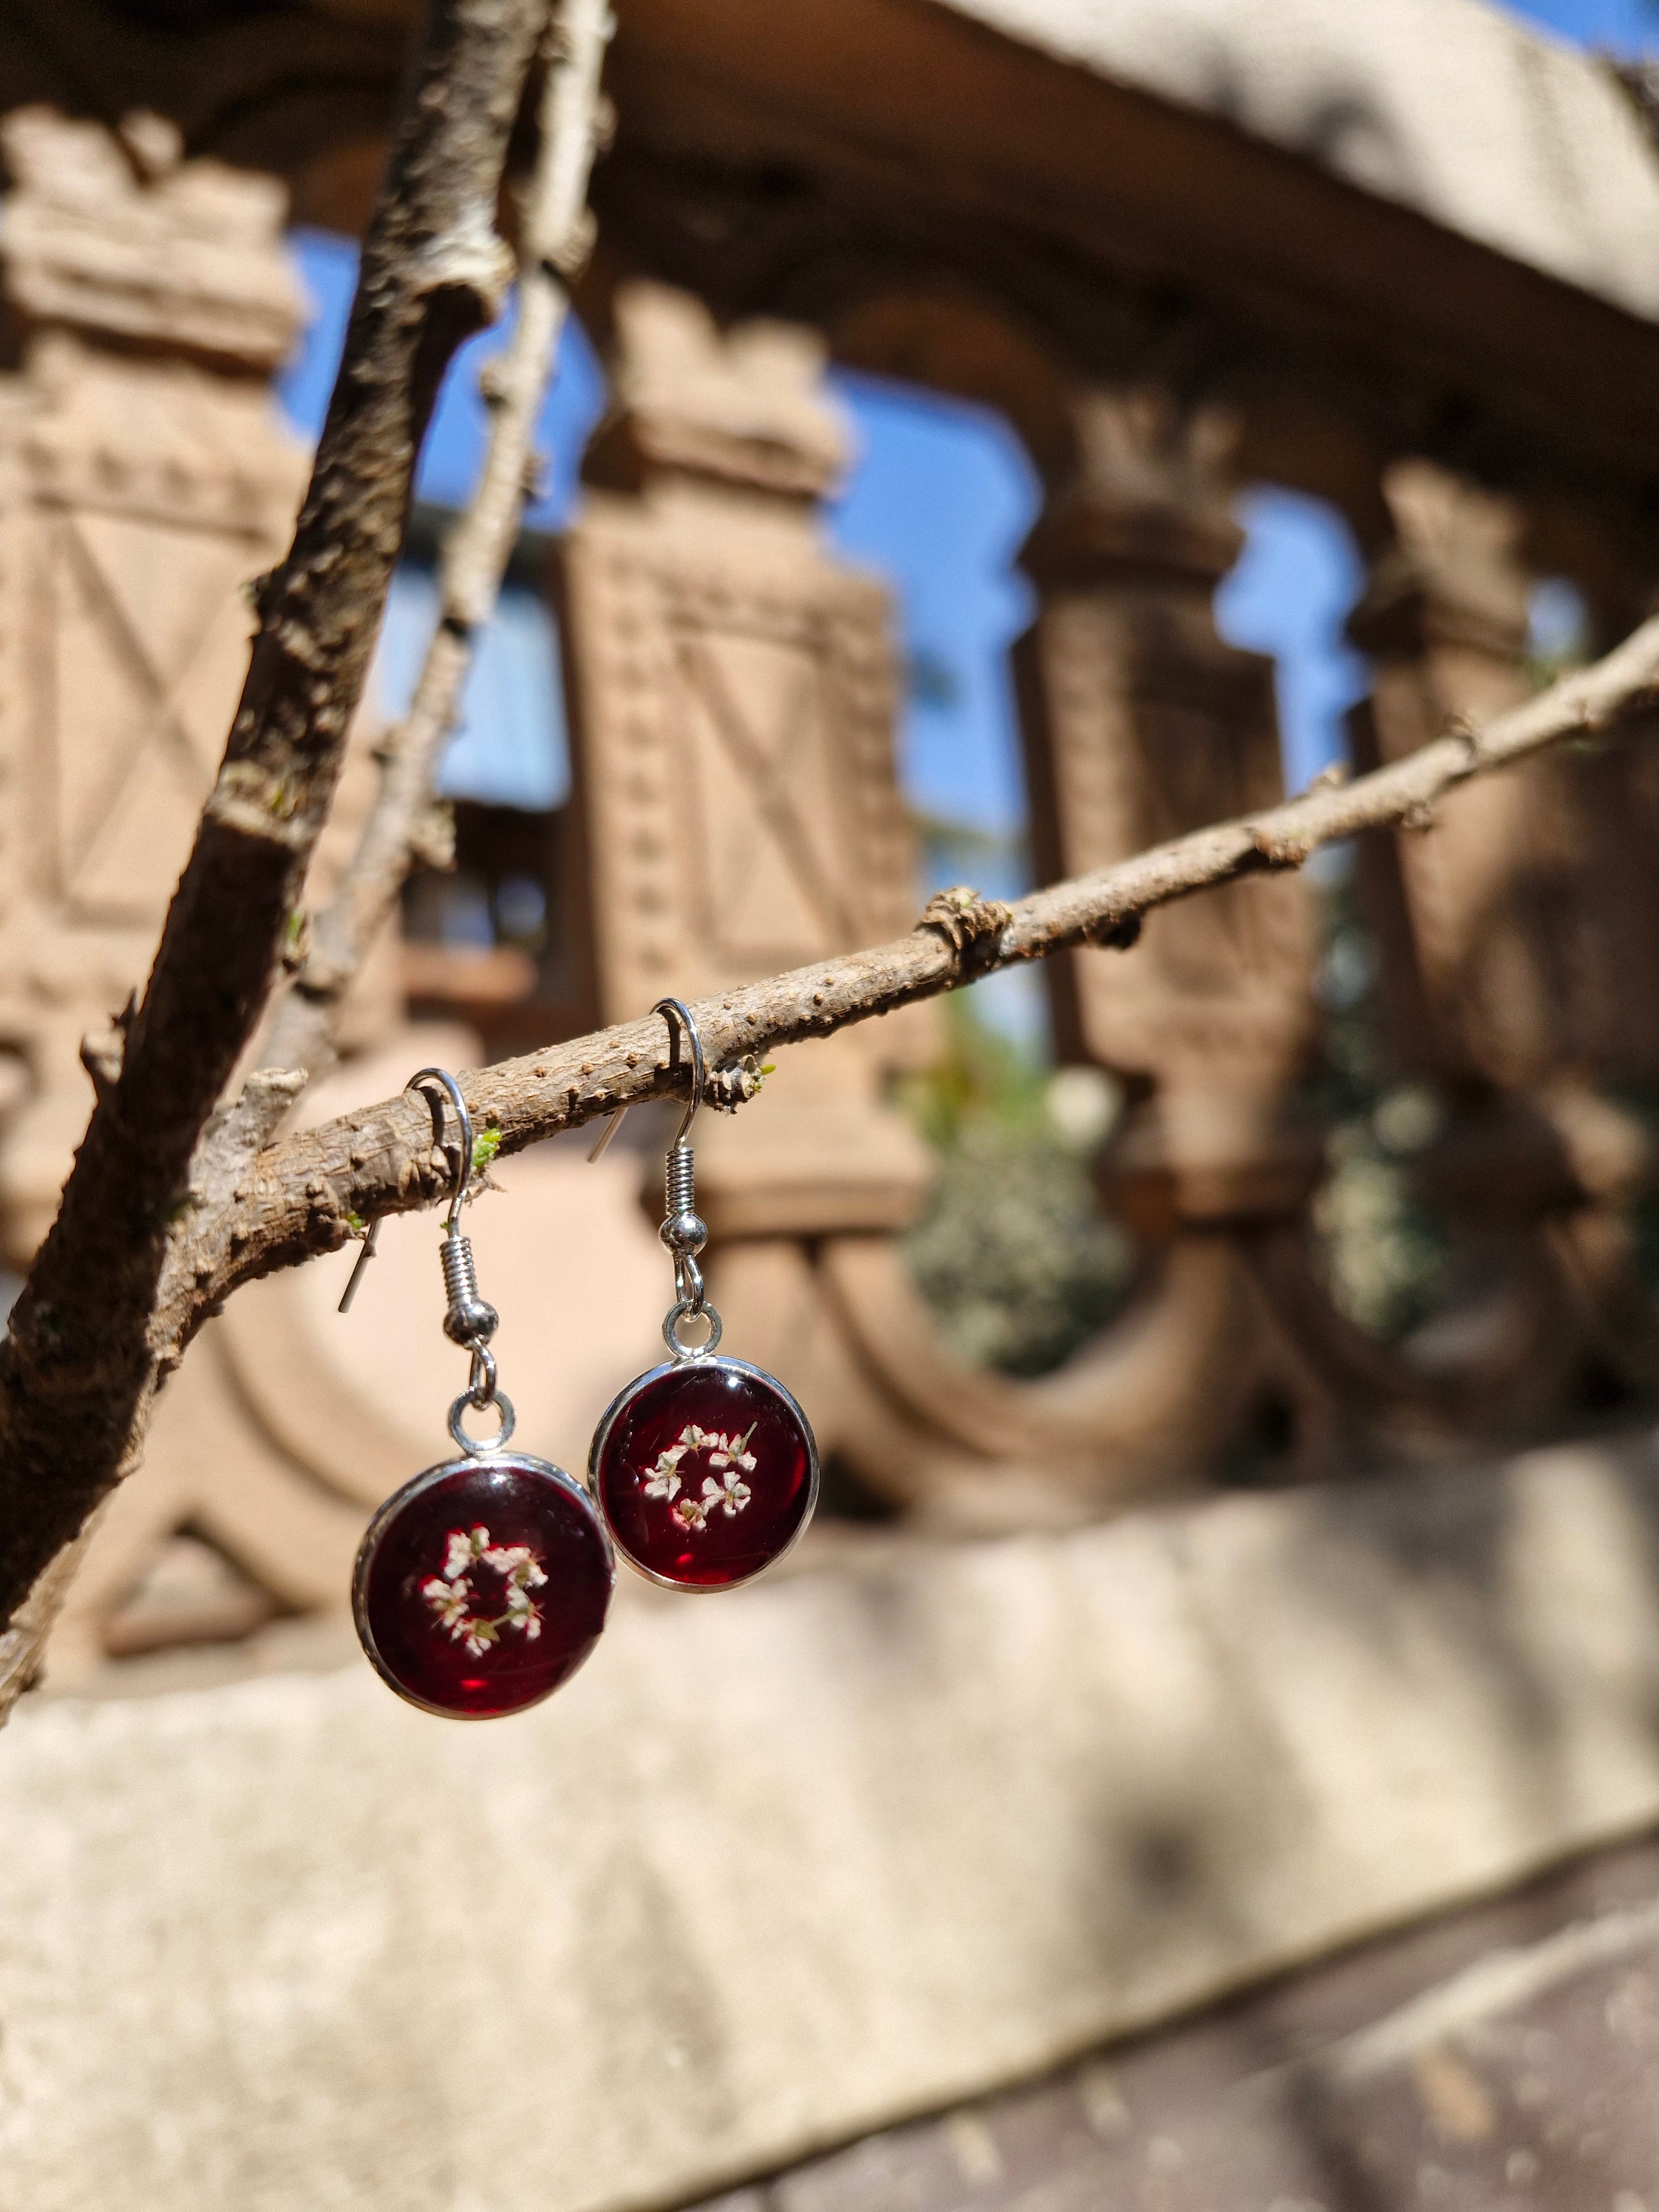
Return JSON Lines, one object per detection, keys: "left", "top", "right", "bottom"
{"left": 353, "top": 1454, "right": 613, "bottom": 1717}
{"left": 592, "top": 1357, "right": 817, "bottom": 1590}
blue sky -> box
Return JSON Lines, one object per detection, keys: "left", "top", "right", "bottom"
{"left": 274, "top": 0, "right": 1648, "bottom": 1036}
{"left": 1495, "top": 0, "right": 1658, "bottom": 49}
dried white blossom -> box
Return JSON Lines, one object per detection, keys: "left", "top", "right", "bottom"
{"left": 707, "top": 1428, "right": 758, "bottom": 1475}
{"left": 642, "top": 1425, "right": 760, "bottom": 1535}
{"left": 642, "top": 1438, "right": 690, "bottom": 1501}
{"left": 702, "top": 1468, "right": 751, "bottom": 1517}
{"left": 421, "top": 1526, "right": 545, "bottom": 1650}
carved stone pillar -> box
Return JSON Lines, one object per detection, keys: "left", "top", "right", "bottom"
{"left": 1350, "top": 461, "right": 1574, "bottom": 1092}
{"left": 1020, "top": 389, "right": 1317, "bottom": 1217}
{"left": 0, "top": 106, "right": 392, "bottom": 1262}
{"left": 556, "top": 283, "right": 936, "bottom": 1243}
{"left": 1348, "top": 460, "right": 1659, "bottom": 1415}
{"left": 1014, "top": 388, "right": 1339, "bottom": 1470}
{"left": 0, "top": 109, "right": 405, "bottom": 1683}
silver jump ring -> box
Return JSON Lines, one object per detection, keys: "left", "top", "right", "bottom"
{"left": 674, "top": 1253, "right": 705, "bottom": 1312}
{"left": 449, "top": 1386, "right": 517, "bottom": 1454}
{"left": 663, "top": 1297, "right": 722, "bottom": 1360}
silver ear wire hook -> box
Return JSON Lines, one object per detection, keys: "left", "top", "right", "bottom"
{"left": 650, "top": 999, "right": 717, "bottom": 1352}
{"left": 336, "top": 1067, "right": 479, "bottom": 1314}
{"left": 339, "top": 1066, "right": 513, "bottom": 1451}
{"left": 410, "top": 1066, "right": 476, "bottom": 1235}
{"left": 655, "top": 998, "right": 706, "bottom": 1146}
{"left": 586, "top": 997, "right": 707, "bottom": 1162}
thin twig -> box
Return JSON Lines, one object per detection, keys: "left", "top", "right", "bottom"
{"left": 264, "top": 0, "right": 615, "bottom": 1076}
{"left": 216, "top": 611, "right": 1659, "bottom": 1298}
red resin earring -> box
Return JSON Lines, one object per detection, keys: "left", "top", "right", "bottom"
{"left": 589, "top": 1001, "right": 818, "bottom": 1592}
{"left": 346, "top": 1068, "right": 612, "bottom": 1718}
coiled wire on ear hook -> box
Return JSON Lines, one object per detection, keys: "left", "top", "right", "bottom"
{"left": 338, "top": 1066, "right": 514, "bottom": 1449}
{"left": 650, "top": 999, "right": 709, "bottom": 1313}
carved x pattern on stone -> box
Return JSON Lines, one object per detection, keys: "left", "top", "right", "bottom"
{"left": 675, "top": 630, "right": 857, "bottom": 948}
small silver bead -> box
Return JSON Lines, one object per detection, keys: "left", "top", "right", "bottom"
{"left": 444, "top": 1296, "right": 499, "bottom": 1345}
{"left": 660, "top": 1209, "right": 707, "bottom": 1257}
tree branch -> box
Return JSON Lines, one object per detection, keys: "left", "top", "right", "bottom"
{"left": 264, "top": 0, "right": 615, "bottom": 1077}
{"left": 212, "top": 610, "right": 1659, "bottom": 1301}
{"left": 4, "top": 112, "right": 1659, "bottom": 1683}
{"left": 0, "top": 0, "right": 550, "bottom": 1686}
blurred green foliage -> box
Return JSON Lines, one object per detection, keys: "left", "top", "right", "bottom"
{"left": 898, "top": 993, "right": 1134, "bottom": 1377}
{"left": 898, "top": 843, "right": 1659, "bottom": 1376}
{"left": 1303, "top": 864, "right": 1450, "bottom": 1342}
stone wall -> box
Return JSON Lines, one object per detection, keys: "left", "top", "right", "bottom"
{"left": 7, "top": 1438, "right": 1659, "bottom": 2209}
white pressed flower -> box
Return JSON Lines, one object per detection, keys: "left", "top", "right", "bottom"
{"left": 643, "top": 1436, "right": 693, "bottom": 1496}
{"left": 703, "top": 1469, "right": 751, "bottom": 1517}
{"left": 425, "top": 1528, "right": 543, "bottom": 1651}
{"left": 482, "top": 1543, "right": 531, "bottom": 1575}
{"left": 422, "top": 1574, "right": 473, "bottom": 1631}
{"left": 643, "top": 1425, "right": 761, "bottom": 1535}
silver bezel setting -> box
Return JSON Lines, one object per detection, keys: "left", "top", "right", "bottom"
{"left": 588, "top": 1354, "right": 821, "bottom": 1593}
{"left": 352, "top": 1449, "right": 615, "bottom": 1718}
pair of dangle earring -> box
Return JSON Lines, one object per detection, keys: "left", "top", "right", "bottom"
{"left": 588, "top": 999, "right": 820, "bottom": 1592}
{"left": 348, "top": 1068, "right": 614, "bottom": 1720}
{"left": 348, "top": 1011, "right": 817, "bottom": 1719}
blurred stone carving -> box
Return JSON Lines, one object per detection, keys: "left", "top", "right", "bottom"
{"left": 558, "top": 282, "right": 936, "bottom": 1244}
{"left": 0, "top": 108, "right": 393, "bottom": 1261}
{"left": 561, "top": 285, "right": 919, "bottom": 1043}
{"left": 1353, "top": 460, "right": 1577, "bottom": 1089}
{"left": 1354, "top": 458, "right": 1659, "bottom": 1098}
{"left": 0, "top": 113, "right": 401, "bottom": 1681}
{"left": 1010, "top": 388, "right": 1377, "bottom": 1475}
{"left": 1020, "top": 389, "right": 1317, "bottom": 1222}
{"left": 1350, "top": 458, "right": 1659, "bottom": 1416}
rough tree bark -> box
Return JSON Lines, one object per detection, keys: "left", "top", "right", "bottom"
{"left": 264, "top": 0, "right": 615, "bottom": 1078}
{"left": 0, "top": 0, "right": 551, "bottom": 1703}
